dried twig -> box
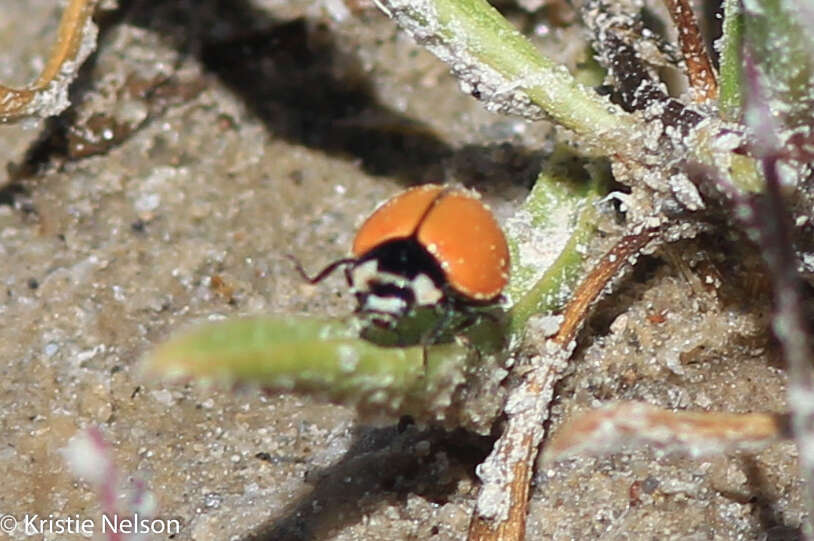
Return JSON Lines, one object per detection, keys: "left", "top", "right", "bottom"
{"left": 468, "top": 225, "right": 660, "bottom": 541}
{"left": 663, "top": 0, "right": 718, "bottom": 102}
{"left": 0, "top": 0, "right": 98, "bottom": 122}
{"left": 543, "top": 402, "right": 789, "bottom": 462}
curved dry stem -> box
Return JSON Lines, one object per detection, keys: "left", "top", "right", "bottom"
{"left": 468, "top": 225, "right": 661, "bottom": 541}
{"left": 0, "top": 0, "right": 98, "bottom": 122}
{"left": 663, "top": 0, "right": 718, "bottom": 103}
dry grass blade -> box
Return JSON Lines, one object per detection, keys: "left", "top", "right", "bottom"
{"left": 468, "top": 226, "right": 660, "bottom": 541}
{"left": 543, "top": 402, "right": 789, "bottom": 463}
{"left": 663, "top": 0, "right": 718, "bottom": 102}
{"left": 0, "top": 0, "right": 98, "bottom": 122}
{"left": 467, "top": 349, "right": 568, "bottom": 541}
{"left": 553, "top": 227, "right": 660, "bottom": 346}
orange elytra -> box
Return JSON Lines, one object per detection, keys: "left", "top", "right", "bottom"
{"left": 294, "top": 183, "right": 510, "bottom": 324}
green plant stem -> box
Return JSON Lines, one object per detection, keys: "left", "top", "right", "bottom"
{"left": 143, "top": 316, "right": 472, "bottom": 418}
{"left": 718, "top": 0, "right": 743, "bottom": 119}
{"left": 509, "top": 199, "right": 596, "bottom": 337}
{"left": 378, "top": 0, "right": 640, "bottom": 153}
{"left": 505, "top": 147, "right": 606, "bottom": 337}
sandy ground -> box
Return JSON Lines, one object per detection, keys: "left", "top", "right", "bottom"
{"left": 0, "top": 1, "right": 805, "bottom": 540}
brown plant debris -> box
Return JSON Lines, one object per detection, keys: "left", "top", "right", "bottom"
{"left": 663, "top": 0, "right": 718, "bottom": 103}
{"left": 0, "top": 0, "right": 98, "bottom": 123}
{"left": 583, "top": 1, "right": 703, "bottom": 139}
{"left": 543, "top": 402, "right": 789, "bottom": 463}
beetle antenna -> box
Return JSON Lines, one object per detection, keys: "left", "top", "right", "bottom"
{"left": 286, "top": 255, "right": 356, "bottom": 284}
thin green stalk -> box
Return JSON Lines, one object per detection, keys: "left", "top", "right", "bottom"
{"left": 509, "top": 199, "right": 597, "bottom": 337}
{"left": 506, "top": 150, "right": 605, "bottom": 336}
{"left": 378, "top": 0, "right": 640, "bottom": 153}
{"left": 718, "top": 0, "right": 743, "bottom": 119}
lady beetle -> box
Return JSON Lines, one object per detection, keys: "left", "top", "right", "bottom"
{"left": 294, "top": 184, "right": 510, "bottom": 331}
